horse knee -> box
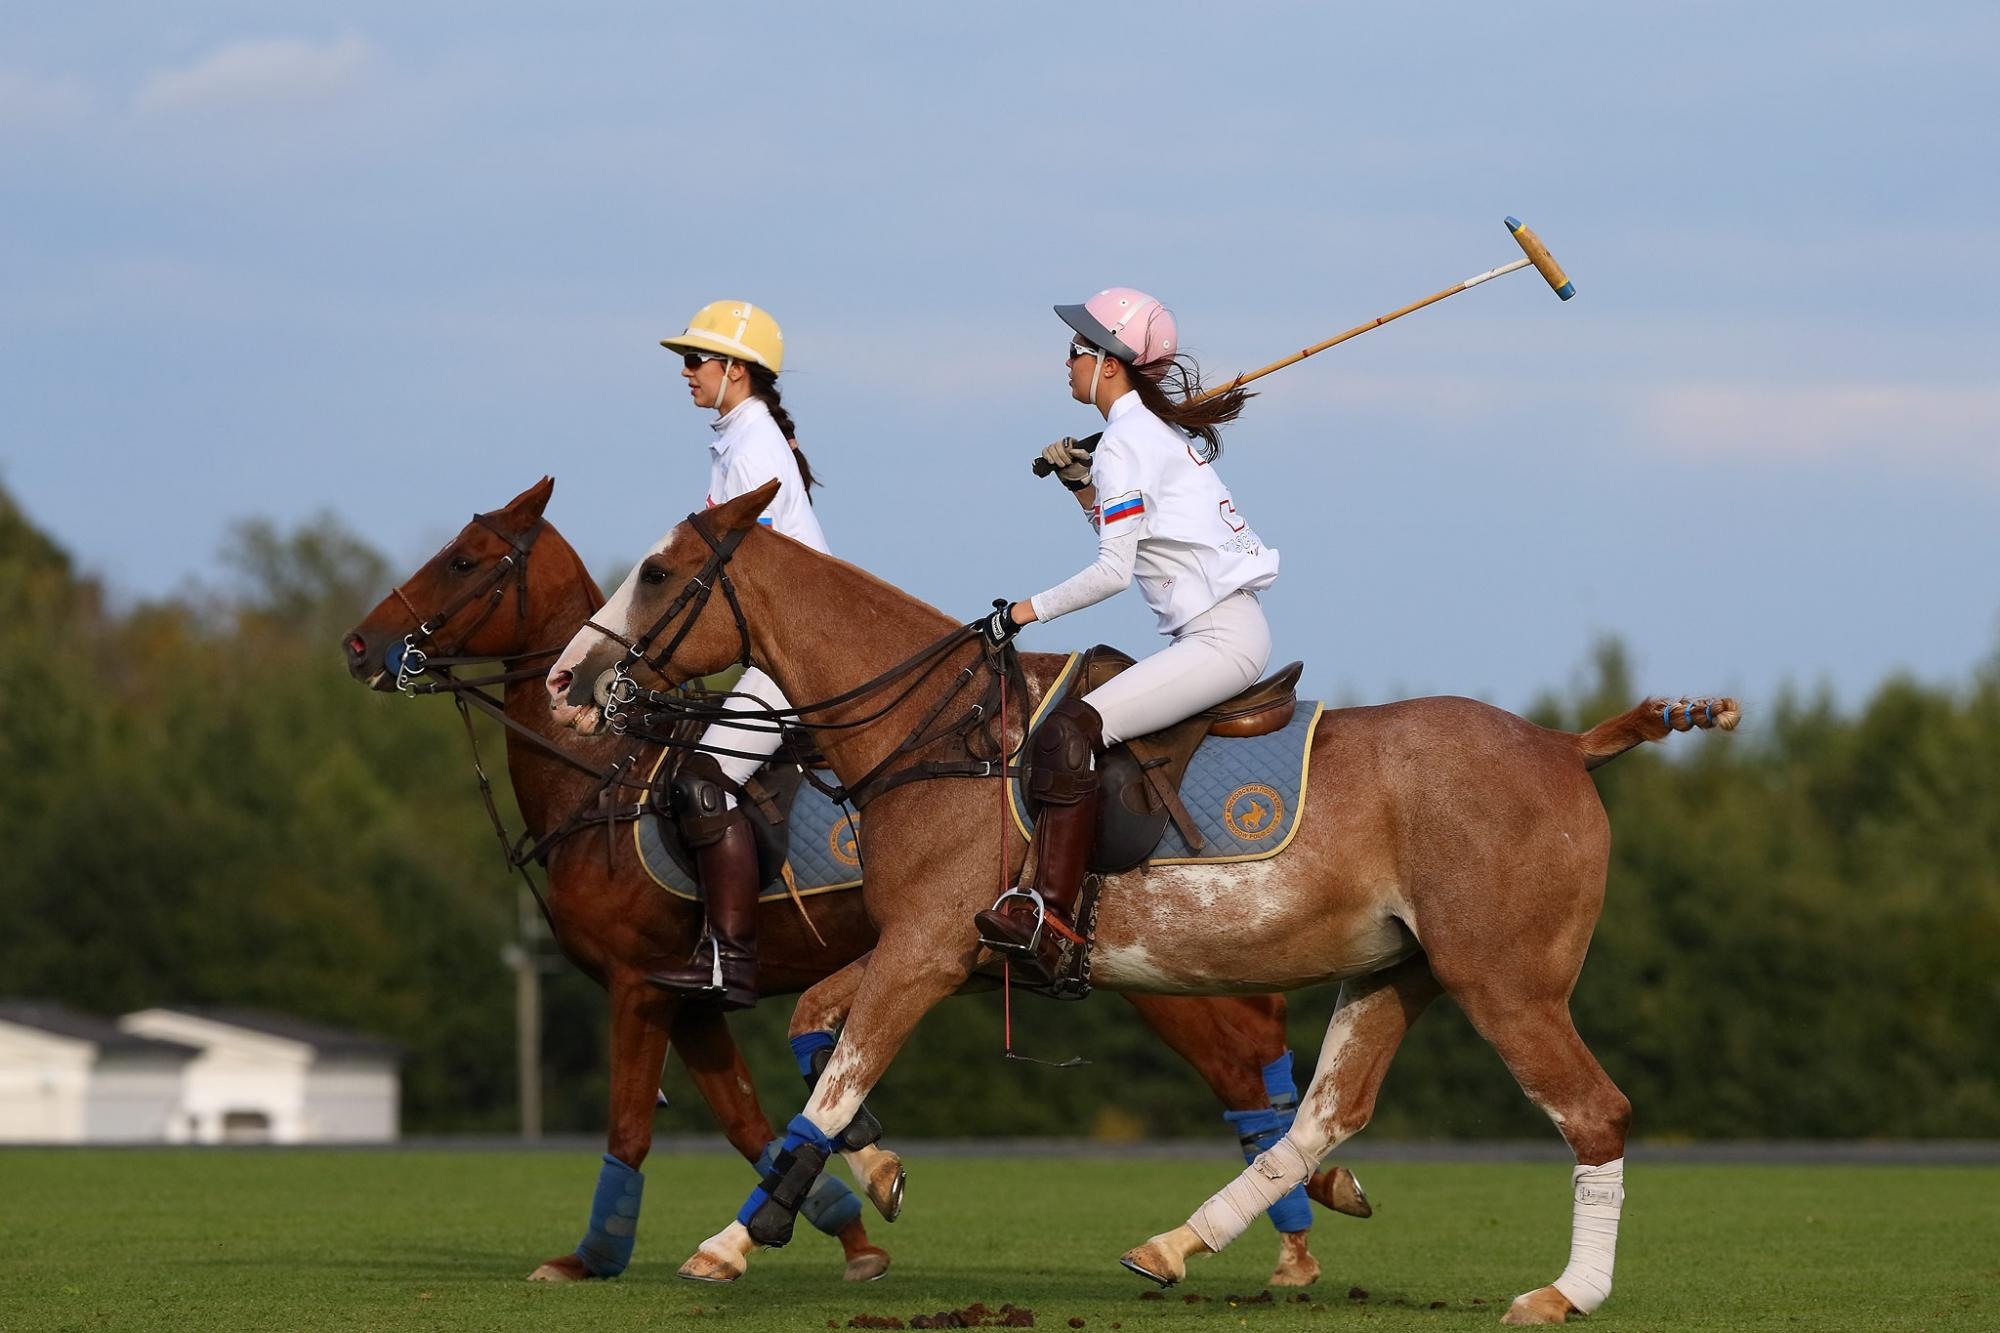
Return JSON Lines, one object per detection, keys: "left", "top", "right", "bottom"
{"left": 1566, "top": 1086, "right": 1631, "bottom": 1165}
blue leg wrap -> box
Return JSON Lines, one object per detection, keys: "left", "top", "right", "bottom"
{"left": 573, "top": 1153, "right": 645, "bottom": 1277}
{"left": 736, "top": 1114, "right": 836, "bottom": 1245}
{"left": 1222, "top": 1049, "right": 1313, "bottom": 1234}
{"left": 789, "top": 1030, "right": 836, "bottom": 1080}
{"left": 756, "top": 1137, "right": 863, "bottom": 1234}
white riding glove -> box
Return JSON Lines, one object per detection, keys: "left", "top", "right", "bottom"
{"left": 1038, "top": 438, "right": 1094, "bottom": 491}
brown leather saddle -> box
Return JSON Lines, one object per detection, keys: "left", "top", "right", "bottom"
{"left": 1026, "top": 645, "right": 1305, "bottom": 872}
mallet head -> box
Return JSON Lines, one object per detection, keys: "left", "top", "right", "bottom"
{"left": 1504, "top": 216, "right": 1574, "bottom": 300}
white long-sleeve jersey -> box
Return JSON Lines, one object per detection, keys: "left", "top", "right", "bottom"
{"left": 704, "top": 396, "right": 829, "bottom": 553}
{"left": 1029, "top": 391, "right": 1278, "bottom": 634}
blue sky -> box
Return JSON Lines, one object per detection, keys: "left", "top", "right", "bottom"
{"left": 4, "top": 2, "right": 1996, "bottom": 713}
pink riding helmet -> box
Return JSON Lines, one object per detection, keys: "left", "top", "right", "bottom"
{"left": 1056, "top": 287, "right": 1177, "bottom": 366}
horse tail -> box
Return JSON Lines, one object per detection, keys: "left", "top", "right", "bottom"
{"left": 1572, "top": 696, "right": 1740, "bottom": 770}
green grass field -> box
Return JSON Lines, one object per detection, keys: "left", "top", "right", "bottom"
{"left": 0, "top": 1151, "right": 1991, "bottom": 1332}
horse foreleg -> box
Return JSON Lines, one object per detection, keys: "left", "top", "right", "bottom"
{"left": 529, "top": 979, "right": 675, "bottom": 1282}
{"left": 787, "top": 951, "right": 904, "bottom": 1224}
{"left": 1121, "top": 956, "right": 1439, "bottom": 1287}
{"left": 1445, "top": 986, "right": 1630, "bottom": 1327}
{"left": 680, "top": 937, "right": 969, "bottom": 1285}
{"left": 1122, "top": 993, "right": 1329, "bottom": 1287}
{"left": 673, "top": 1004, "right": 889, "bottom": 1282}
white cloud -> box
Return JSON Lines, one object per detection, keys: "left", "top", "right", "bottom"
{"left": 0, "top": 69, "right": 91, "bottom": 128}
{"left": 136, "top": 35, "right": 373, "bottom": 115}
{"left": 1638, "top": 382, "right": 2000, "bottom": 478}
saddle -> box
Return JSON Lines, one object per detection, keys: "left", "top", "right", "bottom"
{"left": 1027, "top": 645, "right": 1305, "bottom": 872}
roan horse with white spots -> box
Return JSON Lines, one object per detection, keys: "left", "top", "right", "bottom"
{"left": 346, "top": 478, "right": 1371, "bottom": 1289}
{"left": 546, "top": 480, "right": 1738, "bottom": 1326}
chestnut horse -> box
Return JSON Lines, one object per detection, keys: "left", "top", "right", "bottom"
{"left": 344, "top": 478, "right": 1366, "bottom": 1289}
{"left": 547, "top": 481, "right": 1739, "bottom": 1326}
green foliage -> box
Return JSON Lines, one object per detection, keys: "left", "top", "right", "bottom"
{"left": 1, "top": 485, "right": 1995, "bottom": 1139}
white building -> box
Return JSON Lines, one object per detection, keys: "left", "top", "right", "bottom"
{"left": 118, "top": 1007, "right": 400, "bottom": 1144}
{"left": 0, "top": 1002, "right": 198, "bottom": 1144}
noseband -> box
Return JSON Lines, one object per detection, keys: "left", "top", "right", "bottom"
{"left": 388, "top": 513, "right": 545, "bottom": 694}
{"left": 583, "top": 509, "right": 753, "bottom": 731}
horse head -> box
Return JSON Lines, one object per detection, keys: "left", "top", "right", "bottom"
{"left": 343, "top": 476, "right": 564, "bottom": 692}
{"left": 545, "top": 480, "right": 779, "bottom": 734}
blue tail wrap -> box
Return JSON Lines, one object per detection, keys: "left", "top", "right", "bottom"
{"left": 574, "top": 1153, "right": 645, "bottom": 1277}
{"left": 1221, "top": 1049, "right": 1312, "bottom": 1233}
{"left": 789, "top": 1030, "right": 836, "bottom": 1079}
{"left": 756, "top": 1136, "right": 862, "bottom": 1233}
{"left": 736, "top": 1114, "right": 837, "bottom": 1229}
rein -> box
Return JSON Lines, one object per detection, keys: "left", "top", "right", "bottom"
{"left": 597, "top": 509, "right": 1025, "bottom": 809}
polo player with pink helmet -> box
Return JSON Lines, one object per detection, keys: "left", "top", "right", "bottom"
{"left": 972, "top": 288, "right": 1281, "bottom": 979}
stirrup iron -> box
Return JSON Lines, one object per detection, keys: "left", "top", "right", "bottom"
{"left": 976, "top": 886, "right": 1047, "bottom": 956}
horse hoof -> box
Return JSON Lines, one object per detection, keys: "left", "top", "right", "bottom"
{"left": 1266, "top": 1232, "right": 1320, "bottom": 1288}
{"left": 866, "top": 1156, "right": 905, "bottom": 1222}
{"left": 679, "top": 1222, "right": 752, "bottom": 1284}
{"left": 527, "top": 1254, "right": 591, "bottom": 1282}
{"left": 1307, "top": 1166, "right": 1373, "bottom": 1219}
{"left": 1499, "top": 1286, "right": 1575, "bottom": 1325}
{"left": 678, "top": 1251, "right": 744, "bottom": 1284}
{"left": 843, "top": 1247, "right": 891, "bottom": 1282}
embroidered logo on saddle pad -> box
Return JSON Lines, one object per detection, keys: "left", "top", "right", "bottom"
{"left": 634, "top": 748, "right": 863, "bottom": 903}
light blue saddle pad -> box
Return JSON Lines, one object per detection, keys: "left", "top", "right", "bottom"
{"left": 1007, "top": 652, "right": 1323, "bottom": 864}
{"left": 634, "top": 749, "right": 863, "bottom": 903}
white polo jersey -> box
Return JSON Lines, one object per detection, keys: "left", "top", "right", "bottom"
{"left": 705, "top": 396, "right": 829, "bottom": 553}
{"left": 1030, "top": 391, "right": 1279, "bottom": 635}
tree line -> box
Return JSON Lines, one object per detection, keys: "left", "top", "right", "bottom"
{"left": 2, "top": 483, "right": 1994, "bottom": 1139}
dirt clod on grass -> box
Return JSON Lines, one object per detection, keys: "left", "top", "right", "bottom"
{"left": 848, "top": 1317, "right": 904, "bottom": 1329}
{"left": 1348, "top": 1286, "right": 1370, "bottom": 1302}
{"left": 1225, "top": 1292, "right": 1273, "bottom": 1306}
{"left": 1136, "top": 1292, "right": 1163, "bottom": 1303}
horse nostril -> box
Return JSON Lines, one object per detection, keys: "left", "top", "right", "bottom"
{"left": 549, "top": 669, "right": 573, "bottom": 696}
{"left": 344, "top": 634, "right": 366, "bottom": 659}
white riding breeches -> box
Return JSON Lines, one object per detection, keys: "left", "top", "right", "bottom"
{"left": 703, "top": 665, "right": 791, "bottom": 793}
{"left": 1082, "top": 590, "right": 1272, "bottom": 747}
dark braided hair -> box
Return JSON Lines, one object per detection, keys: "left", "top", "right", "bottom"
{"left": 745, "top": 364, "right": 818, "bottom": 498}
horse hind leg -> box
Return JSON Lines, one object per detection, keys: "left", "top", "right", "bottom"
{"left": 1448, "top": 987, "right": 1631, "bottom": 1327}
{"left": 1120, "top": 956, "right": 1441, "bottom": 1287}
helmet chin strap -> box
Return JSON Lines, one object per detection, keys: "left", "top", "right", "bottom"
{"left": 1090, "top": 348, "right": 1107, "bottom": 414}
{"left": 711, "top": 357, "right": 736, "bottom": 414}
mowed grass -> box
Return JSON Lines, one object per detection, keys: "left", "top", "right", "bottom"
{"left": 0, "top": 1151, "right": 1992, "bottom": 1332}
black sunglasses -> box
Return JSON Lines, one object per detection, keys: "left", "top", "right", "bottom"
{"left": 682, "top": 351, "right": 727, "bottom": 371}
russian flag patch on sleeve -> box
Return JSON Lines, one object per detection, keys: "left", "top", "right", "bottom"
{"left": 1100, "top": 491, "right": 1147, "bottom": 524}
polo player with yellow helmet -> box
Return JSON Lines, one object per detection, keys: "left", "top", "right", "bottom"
{"left": 652, "top": 300, "right": 827, "bottom": 1009}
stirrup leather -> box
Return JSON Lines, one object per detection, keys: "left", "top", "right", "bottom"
{"left": 976, "top": 887, "right": 1049, "bottom": 956}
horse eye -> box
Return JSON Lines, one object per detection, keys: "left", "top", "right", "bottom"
{"left": 640, "top": 565, "right": 668, "bottom": 586}
{"left": 448, "top": 555, "right": 476, "bottom": 574}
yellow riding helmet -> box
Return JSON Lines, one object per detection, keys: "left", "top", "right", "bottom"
{"left": 659, "top": 300, "right": 784, "bottom": 374}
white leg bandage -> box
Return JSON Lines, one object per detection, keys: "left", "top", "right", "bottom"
{"left": 1551, "top": 1157, "right": 1624, "bottom": 1314}
{"left": 1186, "top": 1135, "right": 1317, "bottom": 1254}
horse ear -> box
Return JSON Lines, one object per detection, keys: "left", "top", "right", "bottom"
{"left": 502, "top": 476, "right": 556, "bottom": 522}
{"left": 710, "top": 479, "right": 780, "bottom": 533}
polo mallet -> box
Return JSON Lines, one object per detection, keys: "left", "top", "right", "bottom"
{"left": 1034, "top": 215, "right": 1573, "bottom": 475}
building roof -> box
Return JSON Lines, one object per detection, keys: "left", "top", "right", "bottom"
{"left": 0, "top": 1001, "right": 201, "bottom": 1058}
{"left": 144, "top": 1007, "right": 401, "bottom": 1059}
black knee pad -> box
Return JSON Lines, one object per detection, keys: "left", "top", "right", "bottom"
{"left": 670, "top": 753, "right": 738, "bottom": 848}
{"left": 1029, "top": 698, "right": 1104, "bottom": 805}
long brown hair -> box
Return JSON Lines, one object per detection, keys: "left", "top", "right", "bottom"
{"left": 1123, "top": 353, "right": 1254, "bottom": 460}
{"left": 745, "top": 364, "right": 819, "bottom": 498}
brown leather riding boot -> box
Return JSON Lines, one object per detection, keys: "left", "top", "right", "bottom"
{"left": 974, "top": 697, "right": 1103, "bottom": 983}
{"left": 649, "top": 807, "right": 761, "bottom": 1010}
{"left": 974, "top": 785, "right": 1101, "bottom": 982}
